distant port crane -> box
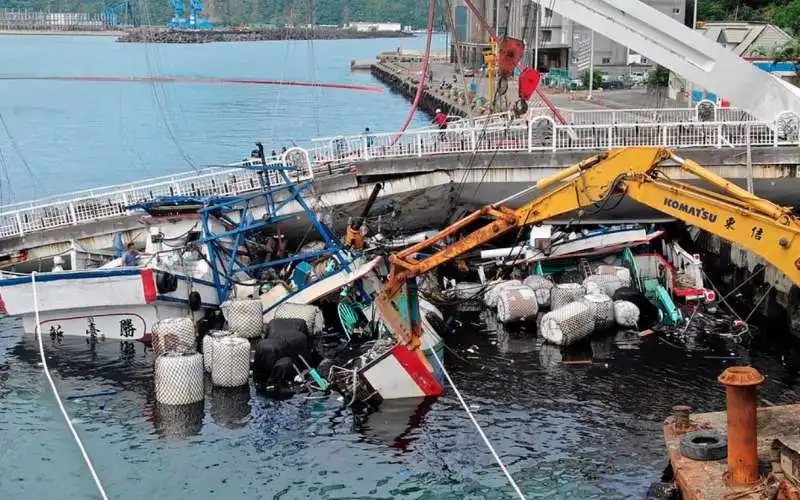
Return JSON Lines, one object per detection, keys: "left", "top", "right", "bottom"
{"left": 168, "top": 0, "right": 213, "bottom": 29}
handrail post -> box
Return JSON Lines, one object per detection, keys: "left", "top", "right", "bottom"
{"left": 15, "top": 212, "right": 24, "bottom": 237}
{"left": 417, "top": 133, "right": 423, "bottom": 157}
{"left": 68, "top": 203, "right": 77, "bottom": 225}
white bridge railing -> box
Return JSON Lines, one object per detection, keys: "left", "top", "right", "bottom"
{"left": 1, "top": 106, "right": 798, "bottom": 243}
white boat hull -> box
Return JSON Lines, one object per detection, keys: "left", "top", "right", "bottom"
{"left": 0, "top": 267, "right": 219, "bottom": 341}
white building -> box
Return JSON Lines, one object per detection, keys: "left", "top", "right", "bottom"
{"left": 344, "top": 22, "right": 402, "bottom": 32}
{"left": 450, "top": 0, "right": 686, "bottom": 76}
{"left": 669, "top": 22, "right": 795, "bottom": 101}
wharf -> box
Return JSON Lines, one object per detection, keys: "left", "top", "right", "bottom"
{"left": 370, "top": 56, "right": 472, "bottom": 118}
{"left": 663, "top": 404, "right": 800, "bottom": 499}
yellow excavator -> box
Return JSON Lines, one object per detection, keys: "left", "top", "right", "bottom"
{"left": 374, "top": 147, "right": 800, "bottom": 359}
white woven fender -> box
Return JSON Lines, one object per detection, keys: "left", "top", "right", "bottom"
{"left": 484, "top": 279, "right": 522, "bottom": 308}
{"left": 539, "top": 302, "right": 595, "bottom": 346}
{"left": 580, "top": 293, "right": 615, "bottom": 330}
{"left": 152, "top": 317, "right": 196, "bottom": 357}
{"left": 550, "top": 283, "right": 586, "bottom": 310}
{"left": 583, "top": 274, "right": 625, "bottom": 298}
{"left": 220, "top": 299, "right": 263, "bottom": 339}
{"left": 613, "top": 300, "right": 640, "bottom": 327}
{"left": 597, "top": 265, "right": 632, "bottom": 287}
{"left": 523, "top": 275, "right": 555, "bottom": 307}
{"left": 497, "top": 285, "right": 539, "bottom": 324}
{"left": 202, "top": 330, "right": 232, "bottom": 373}
{"left": 154, "top": 352, "right": 205, "bottom": 405}
{"left": 273, "top": 303, "right": 325, "bottom": 334}
{"left": 211, "top": 337, "right": 251, "bottom": 388}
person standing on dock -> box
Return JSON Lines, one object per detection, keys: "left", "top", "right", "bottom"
{"left": 364, "top": 127, "right": 374, "bottom": 149}
{"left": 434, "top": 109, "right": 448, "bottom": 141}
{"left": 123, "top": 243, "right": 139, "bottom": 267}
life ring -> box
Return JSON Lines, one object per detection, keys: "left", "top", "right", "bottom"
{"left": 156, "top": 272, "right": 178, "bottom": 294}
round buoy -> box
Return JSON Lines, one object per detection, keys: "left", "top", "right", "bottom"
{"left": 613, "top": 300, "right": 640, "bottom": 327}
{"left": 484, "top": 280, "right": 522, "bottom": 308}
{"left": 154, "top": 352, "right": 204, "bottom": 405}
{"left": 523, "top": 275, "right": 555, "bottom": 307}
{"left": 497, "top": 285, "right": 539, "bottom": 323}
{"left": 540, "top": 302, "right": 595, "bottom": 346}
{"left": 550, "top": 283, "right": 586, "bottom": 310}
{"left": 202, "top": 330, "right": 232, "bottom": 373}
{"left": 211, "top": 337, "right": 251, "bottom": 388}
{"left": 581, "top": 293, "right": 615, "bottom": 330}
{"left": 583, "top": 274, "right": 624, "bottom": 297}
{"left": 273, "top": 303, "right": 325, "bottom": 335}
{"left": 220, "top": 299, "right": 263, "bottom": 339}
{"left": 152, "top": 317, "right": 196, "bottom": 357}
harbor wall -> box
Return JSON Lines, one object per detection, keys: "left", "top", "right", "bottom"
{"left": 370, "top": 62, "right": 469, "bottom": 118}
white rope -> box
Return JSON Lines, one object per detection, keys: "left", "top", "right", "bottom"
{"left": 31, "top": 272, "right": 109, "bottom": 500}
{"left": 429, "top": 349, "right": 527, "bottom": 500}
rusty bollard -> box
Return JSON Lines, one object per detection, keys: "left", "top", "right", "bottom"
{"left": 718, "top": 366, "right": 765, "bottom": 485}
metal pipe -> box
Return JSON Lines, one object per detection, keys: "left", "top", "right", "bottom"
{"left": 718, "top": 366, "right": 765, "bottom": 485}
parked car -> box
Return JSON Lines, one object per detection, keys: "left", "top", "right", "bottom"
{"left": 462, "top": 68, "right": 475, "bottom": 77}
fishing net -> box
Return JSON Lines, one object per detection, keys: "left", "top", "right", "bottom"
{"left": 580, "top": 293, "right": 615, "bottom": 330}
{"left": 497, "top": 285, "right": 539, "bottom": 323}
{"left": 483, "top": 280, "right": 522, "bottom": 308}
{"left": 523, "top": 275, "right": 555, "bottom": 307}
{"left": 273, "top": 303, "right": 325, "bottom": 335}
{"left": 202, "top": 330, "right": 232, "bottom": 373}
{"left": 583, "top": 274, "right": 625, "bottom": 297}
{"left": 539, "top": 302, "right": 595, "bottom": 346}
{"left": 211, "top": 337, "right": 252, "bottom": 388}
{"left": 152, "top": 318, "right": 196, "bottom": 358}
{"left": 154, "top": 352, "right": 205, "bottom": 405}
{"left": 550, "top": 283, "right": 586, "bottom": 310}
{"left": 220, "top": 299, "right": 263, "bottom": 339}
{"left": 613, "top": 300, "right": 640, "bottom": 327}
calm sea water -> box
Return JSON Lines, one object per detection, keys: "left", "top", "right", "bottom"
{"left": 0, "top": 34, "right": 443, "bottom": 202}
{"left": 3, "top": 34, "right": 800, "bottom": 500}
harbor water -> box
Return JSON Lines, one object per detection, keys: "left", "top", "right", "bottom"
{"left": 3, "top": 34, "right": 800, "bottom": 500}
{"left": 3, "top": 309, "right": 800, "bottom": 499}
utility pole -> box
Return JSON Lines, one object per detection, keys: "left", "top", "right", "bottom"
{"left": 533, "top": 3, "right": 539, "bottom": 70}
{"left": 688, "top": 0, "right": 699, "bottom": 108}
{"left": 587, "top": 30, "right": 595, "bottom": 100}
{"left": 692, "top": 0, "right": 698, "bottom": 30}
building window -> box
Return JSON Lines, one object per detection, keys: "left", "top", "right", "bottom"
{"left": 672, "top": 7, "right": 681, "bottom": 14}
{"left": 541, "top": 30, "right": 552, "bottom": 42}
{"left": 641, "top": 57, "right": 648, "bottom": 64}
{"left": 545, "top": 7, "right": 553, "bottom": 17}
{"left": 602, "top": 57, "right": 611, "bottom": 64}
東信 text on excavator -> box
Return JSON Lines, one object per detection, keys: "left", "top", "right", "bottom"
{"left": 376, "top": 147, "right": 800, "bottom": 361}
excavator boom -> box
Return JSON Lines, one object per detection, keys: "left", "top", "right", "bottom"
{"left": 378, "top": 147, "right": 800, "bottom": 350}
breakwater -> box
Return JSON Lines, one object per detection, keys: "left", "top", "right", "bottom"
{"left": 117, "top": 27, "right": 414, "bottom": 44}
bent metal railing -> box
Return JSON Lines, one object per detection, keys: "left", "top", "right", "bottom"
{"left": 1, "top": 110, "right": 798, "bottom": 242}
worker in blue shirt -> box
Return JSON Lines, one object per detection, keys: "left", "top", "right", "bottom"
{"left": 123, "top": 243, "right": 139, "bottom": 267}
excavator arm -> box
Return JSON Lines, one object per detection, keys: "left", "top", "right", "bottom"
{"left": 377, "top": 147, "right": 800, "bottom": 353}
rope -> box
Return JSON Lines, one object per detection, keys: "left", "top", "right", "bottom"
{"left": 429, "top": 348, "right": 527, "bottom": 500}
{"left": 30, "top": 272, "right": 109, "bottom": 500}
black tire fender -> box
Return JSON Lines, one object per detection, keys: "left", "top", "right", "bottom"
{"left": 156, "top": 271, "right": 178, "bottom": 294}
{"left": 679, "top": 431, "right": 727, "bottom": 461}
{"left": 188, "top": 291, "right": 202, "bottom": 311}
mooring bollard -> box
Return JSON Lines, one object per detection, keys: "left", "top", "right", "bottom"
{"left": 718, "top": 366, "right": 765, "bottom": 485}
